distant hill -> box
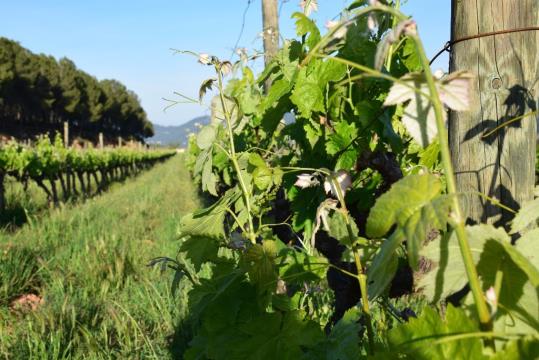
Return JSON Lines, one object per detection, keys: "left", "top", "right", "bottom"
{"left": 148, "top": 112, "right": 296, "bottom": 147}
{"left": 148, "top": 115, "right": 210, "bottom": 147}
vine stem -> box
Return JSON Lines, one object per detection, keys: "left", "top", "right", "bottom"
{"left": 385, "top": 0, "right": 401, "bottom": 70}
{"left": 410, "top": 34, "right": 494, "bottom": 348}
{"left": 331, "top": 176, "right": 375, "bottom": 355}
{"left": 216, "top": 69, "right": 256, "bottom": 244}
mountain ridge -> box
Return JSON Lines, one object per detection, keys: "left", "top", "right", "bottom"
{"left": 148, "top": 115, "right": 210, "bottom": 147}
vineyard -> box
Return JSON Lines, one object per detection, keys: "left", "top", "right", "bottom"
{"left": 0, "top": 136, "right": 175, "bottom": 212}
{"left": 0, "top": 0, "right": 538, "bottom": 359}
{"left": 0, "top": 155, "right": 200, "bottom": 358}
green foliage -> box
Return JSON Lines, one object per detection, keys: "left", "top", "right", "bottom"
{"left": 319, "top": 307, "right": 362, "bottom": 359}
{"left": 367, "top": 173, "right": 450, "bottom": 269}
{"left": 0, "top": 37, "right": 153, "bottom": 140}
{"left": 326, "top": 209, "right": 360, "bottom": 246}
{"left": 419, "top": 224, "right": 539, "bottom": 337}
{"left": 0, "top": 136, "right": 175, "bottom": 210}
{"left": 175, "top": 2, "right": 538, "bottom": 359}
{"left": 510, "top": 197, "right": 539, "bottom": 234}
{"left": 388, "top": 305, "right": 486, "bottom": 359}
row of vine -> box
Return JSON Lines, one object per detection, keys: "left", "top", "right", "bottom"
{"left": 164, "top": 1, "right": 539, "bottom": 358}
{"left": 0, "top": 136, "right": 175, "bottom": 208}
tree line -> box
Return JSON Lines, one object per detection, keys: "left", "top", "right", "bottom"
{"left": 0, "top": 37, "right": 153, "bottom": 142}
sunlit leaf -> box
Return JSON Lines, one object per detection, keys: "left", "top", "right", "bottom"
{"left": 438, "top": 71, "right": 473, "bottom": 111}
{"left": 196, "top": 125, "right": 216, "bottom": 149}
{"left": 416, "top": 225, "right": 507, "bottom": 303}
{"left": 253, "top": 166, "right": 273, "bottom": 190}
{"left": 366, "top": 173, "right": 442, "bottom": 238}
{"left": 384, "top": 71, "right": 472, "bottom": 147}
{"left": 242, "top": 240, "right": 278, "bottom": 290}
{"left": 388, "top": 305, "right": 485, "bottom": 359}
{"left": 300, "top": 0, "right": 318, "bottom": 16}
{"left": 510, "top": 197, "right": 539, "bottom": 234}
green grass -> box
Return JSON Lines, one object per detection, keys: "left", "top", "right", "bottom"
{"left": 0, "top": 155, "right": 200, "bottom": 359}
{"left": 1, "top": 170, "right": 132, "bottom": 230}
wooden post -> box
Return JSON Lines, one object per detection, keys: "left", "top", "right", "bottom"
{"left": 261, "top": 0, "right": 279, "bottom": 91}
{"left": 118, "top": 136, "right": 122, "bottom": 148}
{"left": 63, "top": 121, "right": 69, "bottom": 148}
{"left": 449, "top": 0, "right": 538, "bottom": 226}
{"left": 99, "top": 133, "right": 104, "bottom": 149}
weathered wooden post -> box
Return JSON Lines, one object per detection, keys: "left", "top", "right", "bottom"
{"left": 63, "top": 121, "right": 69, "bottom": 147}
{"left": 449, "top": 0, "right": 538, "bottom": 226}
{"left": 118, "top": 136, "right": 122, "bottom": 148}
{"left": 261, "top": 0, "right": 279, "bottom": 91}
{"left": 99, "top": 133, "right": 104, "bottom": 149}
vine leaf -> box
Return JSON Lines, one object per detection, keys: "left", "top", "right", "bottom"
{"left": 510, "top": 197, "right": 539, "bottom": 234}
{"left": 416, "top": 225, "right": 507, "bottom": 303}
{"left": 367, "top": 173, "right": 442, "bottom": 237}
{"left": 253, "top": 166, "right": 273, "bottom": 191}
{"left": 326, "top": 209, "right": 360, "bottom": 246}
{"left": 367, "top": 230, "right": 403, "bottom": 300}
{"left": 292, "top": 12, "right": 321, "bottom": 49}
{"left": 366, "top": 173, "right": 449, "bottom": 269}
{"left": 300, "top": 0, "right": 318, "bottom": 17}
{"left": 196, "top": 125, "right": 216, "bottom": 149}
{"left": 234, "top": 311, "right": 324, "bottom": 359}
{"left": 199, "top": 78, "right": 216, "bottom": 102}
{"left": 295, "top": 174, "right": 320, "bottom": 189}
{"left": 242, "top": 240, "right": 278, "bottom": 292}
{"left": 202, "top": 157, "right": 218, "bottom": 196}
{"left": 491, "top": 337, "right": 539, "bottom": 360}
{"left": 384, "top": 71, "right": 472, "bottom": 147}
{"left": 290, "top": 80, "right": 324, "bottom": 119}
{"left": 180, "top": 235, "right": 220, "bottom": 272}
{"left": 404, "top": 194, "right": 452, "bottom": 269}
{"left": 180, "top": 188, "right": 240, "bottom": 240}
{"left": 388, "top": 305, "right": 485, "bottom": 359}
{"left": 320, "top": 307, "right": 361, "bottom": 359}
{"left": 474, "top": 227, "right": 539, "bottom": 336}
{"left": 418, "top": 224, "right": 539, "bottom": 335}
{"left": 278, "top": 249, "right": 328, "bottom": 284}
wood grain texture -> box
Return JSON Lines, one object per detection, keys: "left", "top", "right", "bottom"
{"left": 449, "top": 0, "right": 538, "bottom": 226}
{"left": 261, "top": 0, "right": 279, "bottom": 66}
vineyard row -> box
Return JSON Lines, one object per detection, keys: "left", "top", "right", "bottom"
{"left": 0, "top": 135, "right": 175, "bottom": 209}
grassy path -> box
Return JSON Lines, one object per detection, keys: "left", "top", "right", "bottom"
{"left": 0, "top": 155, "right": 199, "bottom": 359}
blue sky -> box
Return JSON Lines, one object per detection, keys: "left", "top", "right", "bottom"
{"left": 0, "top": 0, "right": 450, "bottom": 126}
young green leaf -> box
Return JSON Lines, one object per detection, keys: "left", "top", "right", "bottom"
{"left": 367, "top": 230, "right": 404, "bottom": 300}
{"left": 326, "top": 209, "right": 359, "bottom": 246}
{"left": 388, "top": 305, "right": 485, "bottom": 359}
{"left": 242, "top": 240, "right": 278, "bottom": 290}
{"left": 253, "top": 166, "right": 273, "bottom": 191}
{"left": 366, "top": 173, "right": 442, "bottom": 238}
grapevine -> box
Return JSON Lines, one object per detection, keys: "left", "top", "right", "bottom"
{"left": 0, "top": 135, "right": 175, "bottom": 208}
{"left": 169, "top": 1, "right": 539, "bottom": 358}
